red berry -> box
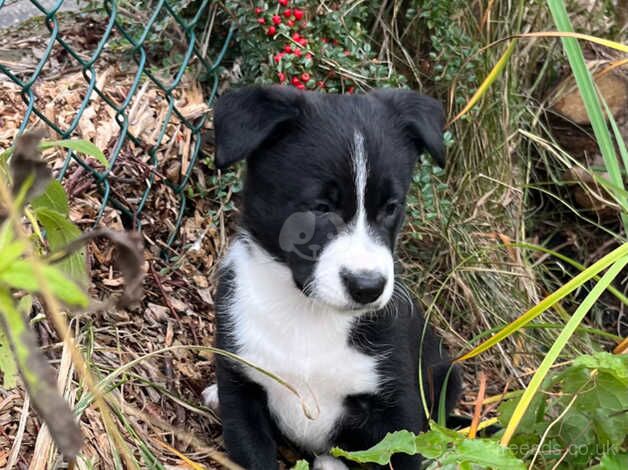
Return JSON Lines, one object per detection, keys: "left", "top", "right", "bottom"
{"left": 301, "top": 72, "right": 310, "bottom": 82}
{"left": 284, "top": 44, "right": 293, "bottom": 53}
{"left": 292, "top": 33, "right": 300, "bottom": 41}
{"left": 287, "top": 19, "right": 295, "bottom": 27}
{"left": 294, "top": 48, "right": 302, "bottom": 57}
{"left": 317, "top": 80, "right": 325, "bottom": 88}
{"left": 293, "top": 8, "right": 304, "bottom": 20}
{"left": 305, "top": 53, "right": 313, "bottom": 60}
{"left": 278, "top": 0, "right": 288, "bottom": 5}
{"left": 298, "top": 38, "right": 307, "bottom": 46}
{"left": 283, "top": 9, "right": 292, "bottom": 18}
{"left": 272, "top": 15, "right": 281, "bottom": 25}
{"left": 267, "top": 26, "right": 277, "bottom": 35}
{"left": 296, "top": 83, "right": 306, "bottom": 90}
{"left": 344, "top": 50, "right": 351, "bottom": 56}
{"left": 291, "top": 76, "right": 301, "bottom": 86}
{"left": 255, "top": 7, "right": 263, "bottom": 15}
{"left": 278, "top": 72, "right": 286, "bottom": 82}
{"left": 321, "top": 38, "right": 328, "bottom": 43}
{"left": 347, "top": 86, "right": 355, "bottom": 94}
{"left": 257, "top": 17, "right": 266, "bottom": 24}
{"left": 274, "top": 52, "right": 285, "bottom": 63}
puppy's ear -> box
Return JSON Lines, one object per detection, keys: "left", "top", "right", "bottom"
{"left": 213, "top": 86, "right": 302, "bottom": 169}
{"left": 371, "top": 89, "right": 446, "bottom": 167}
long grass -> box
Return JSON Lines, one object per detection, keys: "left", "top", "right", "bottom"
{"left": 450, "top": 0, "right": 628, "bottom": 452}
{"left": 501, "top": 255, "right": 628, "bottom": 444}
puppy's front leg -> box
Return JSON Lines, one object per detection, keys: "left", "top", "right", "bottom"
{"left": 216, "top": 362, "right": 278, "bottom": 470}
{"left": 338, "top": 393, "right": 425, "bottom": 470}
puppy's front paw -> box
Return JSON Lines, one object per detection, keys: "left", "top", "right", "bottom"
{"left": 312, "top": 455, "right": 349, "bottom": 470}
{"left": 202, "top": 384, "right": 219, "bottom": 411}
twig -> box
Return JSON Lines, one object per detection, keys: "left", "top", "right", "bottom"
{"left": 7, "top": 393, "right": 29, "bottom": 470}
{"left": 468, "top": 371, "right": 487, "bottom": 439}
{"left": 149, "top": 261, "right": 180, "bottom": 321}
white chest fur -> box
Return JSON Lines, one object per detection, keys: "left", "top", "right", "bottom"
{"left": 225, "top": 239, "right": 380, "bottom": 452}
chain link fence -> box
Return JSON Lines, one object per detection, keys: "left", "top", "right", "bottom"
{"left": 0, "top": 0, "right": 231, "bottom": 248}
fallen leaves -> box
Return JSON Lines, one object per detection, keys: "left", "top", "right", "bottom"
{"left": 0, "top": 13, "right": 228, "bottom": 468}
{"left": 55, "top": 227, "right": 145, "bottom": 309}
{"left": 0, "top": 129, "right": 147, "bottom": 462}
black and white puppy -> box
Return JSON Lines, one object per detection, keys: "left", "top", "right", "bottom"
{"left": 204, "top": 86, "right": 461, "bottom": 470}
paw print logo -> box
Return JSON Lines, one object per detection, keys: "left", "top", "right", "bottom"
{"left": 279, "top": 211, "right": 344, "bottom": 261}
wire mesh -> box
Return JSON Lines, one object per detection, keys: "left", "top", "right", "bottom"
{"left": 0, "top": 0, "right": 231, "bottom": 248}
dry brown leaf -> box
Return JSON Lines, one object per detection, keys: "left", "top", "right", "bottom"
{"left": 10, "top": 128, "right": 51, "bottom": 203}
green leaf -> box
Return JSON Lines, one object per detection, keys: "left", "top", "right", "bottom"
{"left": 40, "top": 139, "right": 108, "bottom": 167}
{"left": 597, "top": 452, "right": 628, "bottom": 470}
{"left": 0, "top": 260, "right": 88, "bottom": 307}
{"left": 31, "top": 180, "right": 69, "bottom": 216}
{"left": 1, "top": 139, "right": 107, "bottom": 168}
{"left": 569, "top": 352, "right": 628, "bottom": 385}
{"left": 0, "top": 296, "right": 35, "bottom": 388}
{"left": 0, "top": 240, "right": 27, "bottom": 273}
{"left": 331, "top": 423, "right": 525, "bottom": 469}
{"left": 0, "top": 327, "right": 18, "bottom": 389}
{"left": 292, "top": 460, "right": 310, "bottom": 470}
{"left": 415, "top": 431, "right": 451, "bottom": 459}
{"left": 0, "top": 221, "right": 14, "bottom": 252}
{"left": 0, "top": 145, "right": 12, "bottom": 162}
{"left": 500, "top": 352, "right": 628, "bottom": 468}
{"left": 331, "top": 430, "right": 418, "bottom": 464}
{"left": 438, "top": 439, "right": 526, "bottom": 470}
{"left": 34, "top": 208, "right": 88, "bottom": 286}
{"left": 554, "top": 353, "right": 628, "bottom": 450}
{"left": 498, "top": 392, "right": 547, "bottom": 435}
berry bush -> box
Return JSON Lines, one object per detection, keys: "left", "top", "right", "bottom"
{"left": 223, "top": 0, "right": 407, "bottom": 92}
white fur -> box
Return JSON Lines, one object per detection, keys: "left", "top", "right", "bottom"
{"left": 202, "top": 384, "right": 219, "bottom": 411}
{"left": 224, "top": 238, "right": 381, "bottom": 453}
{"left": 313, "top": 455, "right": 349, "bottom": 470}
{"left": 312, "top": 131, "right": 394, "bottom": 311}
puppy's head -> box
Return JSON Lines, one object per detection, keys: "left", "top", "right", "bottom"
{"left": 214, "top": 86, "right": 445, "bottom": 312}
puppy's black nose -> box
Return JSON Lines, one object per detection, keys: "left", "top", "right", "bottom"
{"left": 341, "top": 269, "right": 386, "bottom": 304}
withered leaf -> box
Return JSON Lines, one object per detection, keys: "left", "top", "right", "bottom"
{"left": 51, "top": 228, "right": 144, "bottom": 308}
{"left": 10, "top": 129, "right": 52, "bottom": 204}
{"left": 0, "top": 289, "right": 83, "bottom": 459}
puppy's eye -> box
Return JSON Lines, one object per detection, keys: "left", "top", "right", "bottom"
{"left": 313, "top": 201, "right": 333, "bottom": 213}
{"left": 383, "top": 200, "right": 400, "bottom": 217}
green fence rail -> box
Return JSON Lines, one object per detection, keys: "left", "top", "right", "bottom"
{"left": 0, "top": 0, "right": 231, "bottom": 248}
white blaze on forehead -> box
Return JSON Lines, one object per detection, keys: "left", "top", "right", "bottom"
{"left": 352, "top": 130, "right": 368, "bottom": 228}
{"left": 310, "top": 130, "right": 395, "bottom": 310}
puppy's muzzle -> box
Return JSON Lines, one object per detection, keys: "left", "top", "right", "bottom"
{"left": 341, "top": 269, "right": 386, "bottom": 304}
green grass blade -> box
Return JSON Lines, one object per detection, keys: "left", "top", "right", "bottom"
{"left": 450, "top": 40, "right": 517, "bottom": 124}
{"left": 469, "top": 321, "right": 622, "bottom": 343}
{"left": 514, "top": 241, "right": 628, "bottom": 306}
{"left": 500, "top": 255, "right": 628, "bottom": 445}
{"left": 547, "top": 0, "right": 628, "bottom": 231}
{"left": 456, "top": 242, "right": 628, "bottom": 362}
{"left": 602, "top": 98, "right": 628, "bottom": 188}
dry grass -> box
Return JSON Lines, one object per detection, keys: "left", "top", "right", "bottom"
{"left": 370, "top": 0, "right": 626, "bottom": 404}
